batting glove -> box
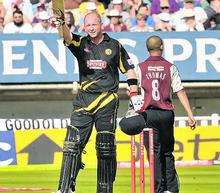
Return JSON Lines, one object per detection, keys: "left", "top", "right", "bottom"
{"left": 51, "top": 9, "right": 65, "bottom": 28}
{"left": 130, "top": 92, "right": 144, "bottom": 112}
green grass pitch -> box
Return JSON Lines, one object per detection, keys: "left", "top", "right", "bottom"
{"left": 0, "top": 165, "right": 220, "bottom": 193}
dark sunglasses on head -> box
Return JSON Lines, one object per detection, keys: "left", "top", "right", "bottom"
{"left": 142, "top": 3, "right": 149, "bottom": 7}
{"left": 42, "top": 19, "right": 49, "bottom": 22}
{"left": 137, "top": 17, "right": 147, "bottom": 21}
{"left": 161, "top": 6, "right": 169, "bottom": 9}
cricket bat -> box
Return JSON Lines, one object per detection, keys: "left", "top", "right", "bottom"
{"left": 52, "top": 0, "right": 65, "bottom": 37}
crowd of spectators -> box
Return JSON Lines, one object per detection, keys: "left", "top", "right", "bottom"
{"left": 0, "top": 0, "right": 219, "bottom": 34}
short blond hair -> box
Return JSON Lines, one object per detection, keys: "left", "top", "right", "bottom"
{"left": 84, "top": 11, "right": 102, "bottom": 24}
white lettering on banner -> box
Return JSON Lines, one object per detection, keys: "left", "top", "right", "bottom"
{"left": 118, "top": 38, "right": 139, "bottom": 67}
{"left": 163, "top": 39, "right": 193, "bottom": 64}
{"left": 1, "top": 35, "right": 220, "bottom": 80}
{"left": 2, "top": 40, "right": 28, "bottom": 75}
{"left": 32, "top": 40, "right": 67, "bottom": 74}
{"left": 73, "top": 57, "right": 79, "bottom": 74}
{"left": 1, "top": 118, "right": 70, "bottom": 131}
{"left": 196, "top": 38, "right": 220, "bottom": 73}
{"left": 0, "top": 142, "right": 13, "bottom": 166}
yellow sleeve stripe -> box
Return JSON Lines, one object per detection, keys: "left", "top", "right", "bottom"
{"left": 119, "top": 45, "right": 126, "bottom": 73}
{"left": 70, "top": 37, "right": 82, "bottom": 47}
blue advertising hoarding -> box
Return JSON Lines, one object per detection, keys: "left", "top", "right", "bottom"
{"left": 0, "top": 31, "right": 219, "bottom": 83}
{"left": 0, "top": 130, "right": 17, "bottom": 166}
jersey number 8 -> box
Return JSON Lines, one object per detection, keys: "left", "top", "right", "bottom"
{"left": 152, "top": 79, "right": 160, "bottom": 101}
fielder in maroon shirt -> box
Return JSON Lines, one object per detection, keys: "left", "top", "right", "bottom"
{"left": 120, "top": 35, "right": 196, "bottom": 193}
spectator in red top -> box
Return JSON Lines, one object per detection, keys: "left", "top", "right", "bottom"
{"left": 103, "top": 9, "right": 128, "bottom": 32}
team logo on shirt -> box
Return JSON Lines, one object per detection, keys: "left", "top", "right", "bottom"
{"left": 87, "top": 60, "right": 107, "bottom": 69}
{"left": 105, "top": 49, "right": 112, "bottom": 56}
{"left": 146, "top": 65, "right": 166, "bottom": 80}
{"left": 84, "top": 47, "right": 91, "bottom": 52}
{"left": 148, "top": 66, "right": 164, "bottom": 71}
{"left": 127, "top": 59, "right": 134, "bottom": 66}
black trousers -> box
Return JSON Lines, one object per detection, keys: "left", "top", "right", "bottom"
{"left": 141, "top": 109, "right": 179, "bottom": 193}
{"left": 69, "top": 90, "right": 119, "bottom": 190}
{"left": 70, "top": 90, "right": 119, "bottom": 148}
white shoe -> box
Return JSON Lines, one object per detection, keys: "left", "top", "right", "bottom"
{"left": 164, "top": 191, "right": 176, "bottom": 193}
{"left": 52, "top": 191, "right": 61, "bottom": 193}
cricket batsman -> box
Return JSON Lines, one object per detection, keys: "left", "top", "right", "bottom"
{"left": 51, "top": 9, "right": 138, "bottom": 193}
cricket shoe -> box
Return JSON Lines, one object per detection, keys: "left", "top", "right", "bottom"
{"left": 164, "top": 191, "right": 176, "bottom": 193}
{"left": 52, "top": 190, "right": 75, "bottom": 193}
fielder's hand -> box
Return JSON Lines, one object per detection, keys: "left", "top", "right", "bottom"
{"left": 188, "top": 115, "right": 196, "bottom": 130}
{"left": 51, "top": 8, "right": 65, "bottom": 28}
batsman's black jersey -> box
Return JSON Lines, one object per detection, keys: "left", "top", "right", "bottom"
{"left": 67, "top": 33, "right": 134, "bottom": 93}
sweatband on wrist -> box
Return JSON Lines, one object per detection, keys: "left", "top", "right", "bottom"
{"left": 127, "top": 79, "right": 138, "bottom": 86}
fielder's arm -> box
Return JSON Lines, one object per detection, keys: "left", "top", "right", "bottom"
{"left": 177, "top": 89, "right": 196, "bottom": 129}
{"left": 126, "top": 69, "right": 138, "bottom": 94}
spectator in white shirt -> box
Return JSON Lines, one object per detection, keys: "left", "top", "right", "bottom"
{"left": 110, "top": 0, "right": 131, "bottom": 27}
{"left": 176, "top": 8, "right": 205, "bottom": 30}
{"left": 156, "top": 12, "right": 175, "bottom": 31}
{"left": 154, "top": 1, "right": 174, "bottom": 30}
{"left": 3, "top": 9, "right": 32, "bottom": 33}
{"left": 33, "top": 10, "right": 57, "bottom": 33}
{"left": 173, "top": 0, "right": 207, "bottom": 29}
